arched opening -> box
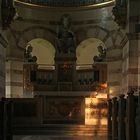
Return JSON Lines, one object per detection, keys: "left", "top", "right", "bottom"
{"left": 26, "top": 38, "right": 55, "bottom": 65}
{"left": 76, "top": 38, "right": 106, "bottom": 66}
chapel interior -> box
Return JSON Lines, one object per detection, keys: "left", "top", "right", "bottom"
{"left": 0, "top": 0, "right": 140, "bottom": 140}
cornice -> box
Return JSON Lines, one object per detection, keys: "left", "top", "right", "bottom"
{"left": 14, "top": 0, "right": 115, "bottom": 11}
{"left": 16, "top": 16, "right": 113, "bottom": 26}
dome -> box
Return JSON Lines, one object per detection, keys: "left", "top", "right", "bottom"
{"left": 17, "top": 0, "right": 112, "bottom": 7}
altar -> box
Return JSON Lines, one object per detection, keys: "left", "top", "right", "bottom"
{"left": 21, "top": 14, "right": 107, "bottom": 125}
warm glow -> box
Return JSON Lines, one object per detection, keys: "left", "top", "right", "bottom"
{"left": 85, "top": 98, "right": 107, "bottom": 125}
{"left": 92, "top": 98, "right": 98, "bottom": 104}
{"left": 101, "top": 83, "right": 107, "bottom": 89}
{"left": 96, "top": 93, "right": 107, "bottom": 98}
{"left": 101, "top": 118, "right": 107, "bottom": 125}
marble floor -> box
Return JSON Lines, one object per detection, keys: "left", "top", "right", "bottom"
{"left": 13, "top": 136, "right": 107, "bottom": 140}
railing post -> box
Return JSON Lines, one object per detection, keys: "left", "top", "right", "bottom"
{"left": 126, "top": 90, "right": 137, "bottom": 140}
{"left": 118, "top": 94, "right": 126, "bottom": 140}
{"left": 0, "top": 99, "right": 4, "bottom": 140}
{"left": 108, "top": 99, "right": 112, "bottom": 140}
{"left": 1, "top": 98, "right": 13, "bottom": 140}
{"left": 112, "top": 97, "right": 118, "bottom": 140}
{"left": 136, "top": 92, "right": 140, "bottom": 140}
{"left": 6, "top": 99, "right": 13, "bottom": 140}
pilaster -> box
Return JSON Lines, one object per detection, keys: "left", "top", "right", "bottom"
{"left": 121, "top": 0, "right": 140, "bottom": 95}
{"left": 122, "top": 34, "right": 140, "bottom": 95}
{"left": 0, "top": 33, "right": 7, "bottom": 98}
{"left": 107, "top": 47, "right": 123, "bottom": 98}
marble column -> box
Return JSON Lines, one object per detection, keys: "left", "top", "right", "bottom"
{"left": 122, "top": 36, "right": 139, "bottom": 94}
{"left": 121, "top": 0, "right": 140, "bottom": 95}
{"left": 107, "top": 47, "right": 122, "bottom": 98}
{"left": 6, "top": 57, "right": 24, "bottom": 98}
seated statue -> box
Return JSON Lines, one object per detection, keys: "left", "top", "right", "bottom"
{"left": 56, "top": 14, "right": 76, "bottom": 54}
{"left": 93, "top": 45, "right": 106, "bottom": 62}
{"left": 24, "top": 44, "right": 37, "bottom": 63}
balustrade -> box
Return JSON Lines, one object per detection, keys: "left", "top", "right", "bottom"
{"left": 107, "top": 99, "right": 112, "bottom": 140}
{"left": 126, "top": 91, "right": 138, "bottom": 140}
{"left": 118, "top": 95, "right": 126, "bottom": 140}
{"left": 108, "top": 90, "right": 138, "bottom": 140}
{"left": 112, "top": 97, "right": 118, "bottom": 140}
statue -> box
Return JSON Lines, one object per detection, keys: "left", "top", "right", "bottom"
{"left": 56, "top": 14, "right": 76, "bottom": 54}
{"left": 93, "top": 45, "right": 106, "bottom": 62}
{"left": 24, "top": 44, "right": 37, "bottom": 63}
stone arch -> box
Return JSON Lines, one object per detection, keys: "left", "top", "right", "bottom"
{"left": 28, "top": 38, "right": 56, "bottom": 65}
{"left": 76, "top": 25, "right": 110, "bottom": 47}
{"left": 76, "top": 38, "right": 106, "bottom": 65}
{"left": 17, "top": 26, "right": 56, "bottom": 49}
{"left": 75, "top": 25, "right": 125, "bottom": 49}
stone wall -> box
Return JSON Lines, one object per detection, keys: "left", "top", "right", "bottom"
{"left": 121, "top": 0, "right": 140, "bottom": 95}
{"left": 6, "top": 2, "right": 126, "bottom": 98}
{"left": 0, "top": 33, "right": 7, "bottom": 98}
{"left": 6, "top": 58, "right": 24, "bottom": 98}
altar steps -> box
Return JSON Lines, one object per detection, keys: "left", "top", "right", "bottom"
{"left": 13, "top": 124, "right": 107, "bottom": 136}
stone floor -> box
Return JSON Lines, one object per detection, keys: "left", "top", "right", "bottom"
{"left": 13, "top": 136, "right": 107, "bottom": 140}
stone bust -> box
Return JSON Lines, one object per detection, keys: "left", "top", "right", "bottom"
{"left": 56, "top": 14, "right": 76, "bottom": 54}
{"left": 24, "top": 44, "right": 37, "bottom": 63}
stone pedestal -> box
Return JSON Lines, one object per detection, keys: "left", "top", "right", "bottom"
{"left": 55, "top": 54, "right": 77, "bottom": 91}
{"left": 23, "top": 63, "right": 38, "bottom": 98}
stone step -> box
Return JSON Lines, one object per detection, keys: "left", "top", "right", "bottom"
{"left": 13, "top": 124, "right": 107, "bottom": 136}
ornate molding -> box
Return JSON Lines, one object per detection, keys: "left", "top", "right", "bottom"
{"left": 16, "top": 16, "right": 113, "bottom": 26}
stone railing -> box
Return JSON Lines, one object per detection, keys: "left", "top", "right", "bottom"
{"left": 23, "top": 63, "right": 107, "bottom": 92}
{"left": 107, "top": 90, "right": 139, "bottom": 140}
{"left": 15, "top": 0, "right": 113, "bottom": 7}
